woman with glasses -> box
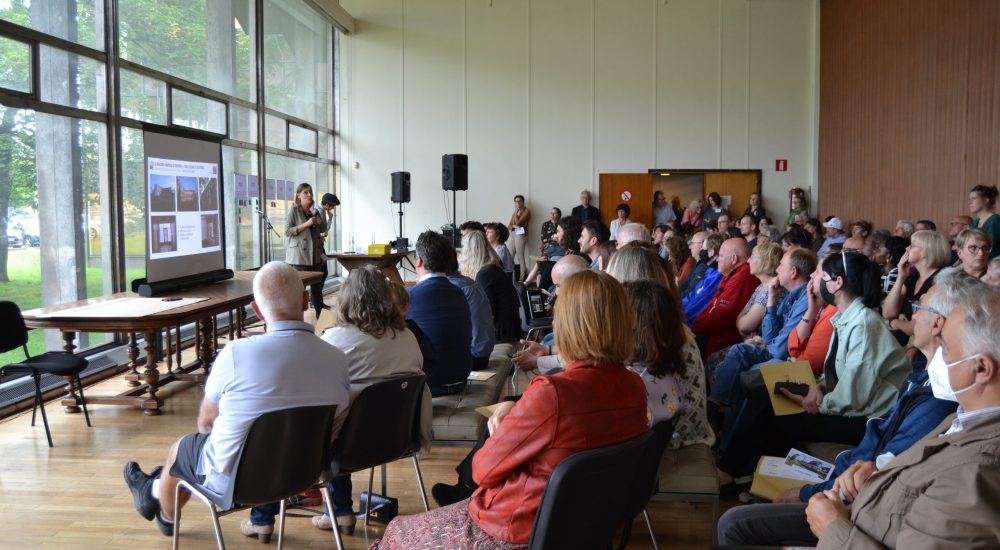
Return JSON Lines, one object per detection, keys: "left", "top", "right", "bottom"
{"left": 953, "top": 228, "right": 992, "bottom": 279}
{"left": 882, "top": 230, "right": 951, "bottom": 343}
{"left": 716, "top": 251, "right": 910, "bottom": 484}
{"left": 968, "top": 184, "right": 1000, "bottom": 259}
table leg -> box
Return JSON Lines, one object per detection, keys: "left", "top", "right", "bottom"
{"left": 175, "top": 326, "right": 182, "bottom": 367}
{"left": 126, "top": 332, "right": 141, "bottom": 387}
{"left": 164, "top": 327, "right": 173, "bottom": 372}
{"left": 237, "top": 306, "right": 246, "bottom": 338}
{"left": 199, "top": 317, "right": 214, "bottom": 373}
{"left": 228, "top": 310, "right": 235, "bottom": 342}
{"left": 61, "top": 331, "right": 83, "bottom": 413}
{"left": 142, "top": 330, "right": 163, "bottom": 416}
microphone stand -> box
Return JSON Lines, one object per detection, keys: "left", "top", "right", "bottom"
{"left": 254, "top": 208, "right": 282, "bottom": 263}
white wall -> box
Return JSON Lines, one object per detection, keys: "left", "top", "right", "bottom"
{"left": 338, "top": 0, "right": 818, "bottom": 252}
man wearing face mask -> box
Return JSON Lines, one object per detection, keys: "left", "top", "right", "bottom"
{"left": 717, "top": 270, "right": 1000, "bottom": 547}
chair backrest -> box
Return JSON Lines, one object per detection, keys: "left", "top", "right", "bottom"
{"left": 528, "top": 430, "right": 658, "bottom": 550}
{"left": 331, "top": 372, "right": 426, "bottom": 473}
{"left": 0, "top": 301, "right": 29, "bottom": 355}
{"left": 518, "top": 286, "right": 553, "bottom": 333}
{"left": 628, "top": 417, "right": 679, "bottom": 519}
{"left": 230, "top": 404, "right": 338, "bottom": 507}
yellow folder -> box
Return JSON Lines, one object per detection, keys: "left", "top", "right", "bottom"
{"left": 759, "top": 360, "right": 818, "bottom": 416}
{"left": 749, "top": 456, "right": 809, "bottom": 502}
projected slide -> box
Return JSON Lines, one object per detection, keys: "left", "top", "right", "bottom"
{"left": 147, "top": 157, "right": 221, "bottom": 260}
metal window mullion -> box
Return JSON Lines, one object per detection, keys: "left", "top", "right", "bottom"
{"left": 255, "top": 0, "right": 268, "bottom": 265}
{"left": 106, "top": 0, "right": 126, "bottom": 300}
{"left": 118, "top": 58, "right": 257, "bottom": 112}
{"left": 262, "top": 106, "right": 332, "bottom": 135}
{"left": 0, "top": 92, "right": 108, "bottom": 123}
{"left": 263, "top": 145, "right": 334, "bottom": 164}
{"left": 0, "top": 19, "right": 107, "bottom": 63}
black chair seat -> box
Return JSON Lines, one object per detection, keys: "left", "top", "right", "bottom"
{"left": 23, "top": 352, "right": 89, "bottom": 376}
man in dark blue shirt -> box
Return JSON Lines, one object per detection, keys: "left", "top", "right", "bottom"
{"left": 571, "top": 190, "right": 600, "bottom": 223}
{"left": 408, "top": 230, "right": 473, "bottom": 395}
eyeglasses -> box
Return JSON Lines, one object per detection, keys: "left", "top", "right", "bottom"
{"left": 910, "top": 301, "right": 946, "bottom": 318}
{"left": 965, "top": 244, "right": 992, "bottom": 255}
{"left": 841, "top": 250, "right": 849, "bottom": 281}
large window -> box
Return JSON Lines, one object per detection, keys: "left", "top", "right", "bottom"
{"left": 0, "top": 0, "right": 338, "bottom": 367}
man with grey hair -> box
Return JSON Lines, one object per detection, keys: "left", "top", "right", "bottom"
{"left": 124, "top": 261, "right": 350, "bottom": 539}
{"left": 615, "top": 222, "right": 652, "bottom": 249}
{"left": 718, "top": 271, "right": 1000, "bottom": 547}
{"left": 571, "top": 189, "right": 600, "bottom": 222}
{"left": 894, "top": 219, "right": 915, "bottom": 239}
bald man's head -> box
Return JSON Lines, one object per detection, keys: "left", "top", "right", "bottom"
{"left": 252, "top": 261, "right": 307, "bottom": 321}
{"left": 616, "top": 223, "right": 651, "bottom": 249}
{"left": 717, "top": 238, "right": 751, "bottom": 276}
{"left": 843, "top": 236, "right": 866, "bottom": 252}
{"left": 551, "top": 255, "right": 590, "bottom": 290}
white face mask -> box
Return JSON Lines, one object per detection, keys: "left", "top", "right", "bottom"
{"left": 927, "top": 347, "right": 980, "bottom": 402}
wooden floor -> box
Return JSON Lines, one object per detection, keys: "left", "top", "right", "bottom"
{"left": 0, "top": 330, "right": 725, "bottom": 549}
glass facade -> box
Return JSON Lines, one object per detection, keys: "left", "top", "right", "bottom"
{"left": 0, "top": 0, "right": 338, "bottom": 365}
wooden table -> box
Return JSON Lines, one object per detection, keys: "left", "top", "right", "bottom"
{"left": 329, "top": 251, "right": 411, "bottom": 284}
{"left": 20, "top": 270, "right": 323, "bottom": 416}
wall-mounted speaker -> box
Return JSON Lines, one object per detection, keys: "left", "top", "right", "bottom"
{"left": 442, "top": 154, "right": 468, "bottom": 191}
{"left": 391, "top": 171, "right": 411, "bottom": 203}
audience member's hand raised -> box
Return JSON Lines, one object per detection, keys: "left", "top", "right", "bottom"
{"left": 806, "top": 490, "right": 849, "bottom": 539}
{"left": 831, "top": 460, "right": 876, "bottom": 503}
{"left": 896, "top": 248, "right": 912, "bottom": 279}
{"left": 487, "top": 401, "right": 517, "bottom": 435}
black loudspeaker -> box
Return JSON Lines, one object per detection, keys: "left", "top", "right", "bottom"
{"left": 391, "top": 171, "right": 411, "bottom": 203}
{"left": 442, "top": 154, "right": 468, "bottom": 191}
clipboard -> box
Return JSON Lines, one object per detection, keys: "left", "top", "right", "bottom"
{"left": 759, "top": 360, "right": 817, "bottom": 416}
{"left": 749, "top": 456, "right": 809, "bottom": 502}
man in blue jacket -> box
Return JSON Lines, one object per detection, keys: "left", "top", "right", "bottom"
{"left": 772, "top": 270, "right": 965, "bottom": 503}
{"left": 408, "top": 230, "right": 473, "bottom": 396}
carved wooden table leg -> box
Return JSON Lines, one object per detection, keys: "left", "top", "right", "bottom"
{"left": 61, "top": 331, "right": 82, "bottom": 413}
{"left": 142, "top": 330, "right": 163, "bottom": 415}
{"left": 175, "top": 326, "right": 182, "bottom": 367}
{"left": 126, "top": 332, "right": 141, "bottom": 387}
{"left": 228, "top": 310, "right": 235, "bottom": 342}
{"left": 164, "top": 327, "right": 173, "bottom": 373}
{"left": 199, "top": 316, "right": 214, "bottom": 374}
{"left": 237, "top": 306, "right": 246, "bottom": 338}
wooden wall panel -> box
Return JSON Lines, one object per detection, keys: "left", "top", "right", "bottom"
{"left": 599, "top": 173, "right": 653, "bottom": 229}
{"left": 819, "top": 0, "right": 1000, "bottom": 232}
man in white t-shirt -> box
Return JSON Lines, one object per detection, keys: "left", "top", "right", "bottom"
{"left": 124, "top": 262, "right": 350, "bottom": 538}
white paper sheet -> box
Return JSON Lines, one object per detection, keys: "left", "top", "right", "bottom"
{"left": 35, "top": 296, "right": 209, "bottom": 319}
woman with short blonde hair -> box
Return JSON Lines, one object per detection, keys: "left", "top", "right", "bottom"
{"left": 461, "top": 230, "right": 520, "bottom": 341}
{"left": 883, "top": 229, "right": 951, "bottom": 338}
{"left": 555, "top": 270, "right": 634, "bottom": 365}
{"left": 954, "top": 228, "right": 991, "bottom": 278}
{"left": 459, "top": 230, "right": 502, "bottom": 279}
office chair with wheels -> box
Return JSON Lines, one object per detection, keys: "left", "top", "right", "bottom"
{"left": 0, "top": 300, "right": 92, "bottom": 447}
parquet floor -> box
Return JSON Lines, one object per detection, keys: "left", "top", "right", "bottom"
{"left": 0, "top": 325, "right": 724, "bottom": 549}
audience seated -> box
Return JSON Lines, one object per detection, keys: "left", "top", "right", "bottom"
{"left": 733, "top": 242, "right": 786, "bottom": 339}
{"left": 709, "top": 248, "right": 817, "bottom": 415}
{"left": 665, "top": 236, "right": 695, "bottom": 285}
{"left": 681, "top": 198, "right": 705, "bottom": 232}
{"left": 718, "top": 276, "right": 1000, "bottom": 547}
{"left": 578, "top": 219, "right": 610, "bottom": 269}
{"left": 954, "top": 228, "right": 991, "bottom": 278}
{"left": 744, "top": 192, "right": 766, "bottom": 222}
{"left": 372, "top": 270, "right": 648, "bottom": 549}
{"left": 985, "top": 256, "right": 1000, "bottom": 288}
{"left": 678, "top": 231, "right": 719, "bottom": 296}
{"left": 781, "top": 226, "right": 813, "bottom": 251}
{"left": 850, "top": 219, "right": 872, "bottom": 240}
{"left": 717, "top": 214, "right": 733, "bottom": 235}
{"left": 841, "top": 235, "right": 865, "bottom": 252}
{"left": 882, "top": 230, "right": 950, "bottom": 344}
{"left": 460, "top": 230, "right": 520, "bottom": 344}
{"left": 774, "top": 268, "right": 973, "bottom": 505}
{"left": 716, "top": 252, "right": 910, "bottom": 482}
{"left": 123, "top": 262, "right": 350, "bottom": 538}
{"left": 615, "top": 221, "right": 651, "bottom": 249}
{"left": 652, "top": 223, "right": 670, "bottom": 258}
{"left": 484, "top": 222, "right": 515, "bottom": 274}
{"left": 739, "top": 214, "right": 759, "bottom": 248}
{"left": 249, "top": 266, "right": 432, "bottom": 536}
{"left": 787, "top": 268, "right": 838, "bottom": 375}
{"left": 681, "top": 233, "right": 726, "bottom": 321}
{"left": 524, "top": 215, "right": 584, "bottom": 286}
{"left": 408, "top": 231, "right": 473, "bottom": 396}
{"left": 691, "top": 238, "right": 761, "bottom": 360}
{"left": 878, "top": 235, "right": 910, "bottom": 295}
{"left": 817, "top": 217, "right": 847, "bottom": 255}
{"left": 539, "top": 207, "right": 560, "bottom": 253}
{"left": 704, "top": 192, "right": 727, "bottom": 227}
{"left": 447, "top": 255, "right": 497, "bottom": 370}
{"left": 894, "top": 219, "right": 916, "bottom": 239}
{"left": 915, "top": 219, "right": 936, "bottom": 232}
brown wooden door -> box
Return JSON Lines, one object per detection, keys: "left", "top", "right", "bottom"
{"left": 704, "top": 172, "right": 760, "bottom": 220}
{"left": 598, "top": 173, "right": 653, "bottom": 229}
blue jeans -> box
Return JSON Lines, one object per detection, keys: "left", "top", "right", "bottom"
{"left": 249, "top": 476, "right": 354, "bottom": 526}
{"left": 709, "top": 344, "right": 774, "bottom": 407}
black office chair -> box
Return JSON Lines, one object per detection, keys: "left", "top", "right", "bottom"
{"left": 527, "top": 429, "right": 659, "bottom": 550}
{"left": 0, "top": 300, "right": 91, "bottom": 447}
{"left": 318, "top": 373, "right": 430, "bottom": 550}
{"left": 172, "top": 404, "right": 338, "bottom": 550}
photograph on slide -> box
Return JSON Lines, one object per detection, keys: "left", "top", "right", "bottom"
{"left": 149, "top": 174, "right": 177, "bottom": 212}
{"left": 176, "top": 176, "right": 200, "bottom": 212}
{"left": 199, "top": 177, "right": 218, "bottom": 211}
{"left": 201, "top": 214, "right": 220, "bottom": 248}
{"left": 151, "top": 216, "right": 178, "bottom": 253}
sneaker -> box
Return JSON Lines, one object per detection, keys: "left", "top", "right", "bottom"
{"left": 124, "top": 462, "right": 162, "bottom": 521}
{"left": 431, "top": 482, "right": 473, "bottom": 507}
{"left": 240, "top": 519, "right": 274, "bottom": 543}
{"left": 311, "top": 513, "right": 356, "bottom": 535}
{"left": 155, "top": 511, "right": 174, "bottom": 537}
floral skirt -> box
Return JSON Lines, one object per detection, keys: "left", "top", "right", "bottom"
{"left": 369, "top": 499, "right": 527, "bottom": 550}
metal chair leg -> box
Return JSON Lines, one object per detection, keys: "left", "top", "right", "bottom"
{"left": 365, "top": 467, "right": 375, "bottom": 527}
{"left": 412, "top": 455, "right": 430, "bottom": 511}
{"left": 76, "top": 375, "right": 92, "bottom": 427}
{"left": 276, "top": 498, "right": 287, "bottom": 550}
{"left": 320, "top": 484, "right": 345, "bottom": 550}
{"left": 643, "top": 508, "right": 660, "bottom": 550}
{"left": 31, "top": 373, "right": 53, "bottom": 447}
{"left": 172, "top": 482, "right": 183, "bottom": 550}
{"left": 206, "top": 502, "right": 225, "bottom": 550}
